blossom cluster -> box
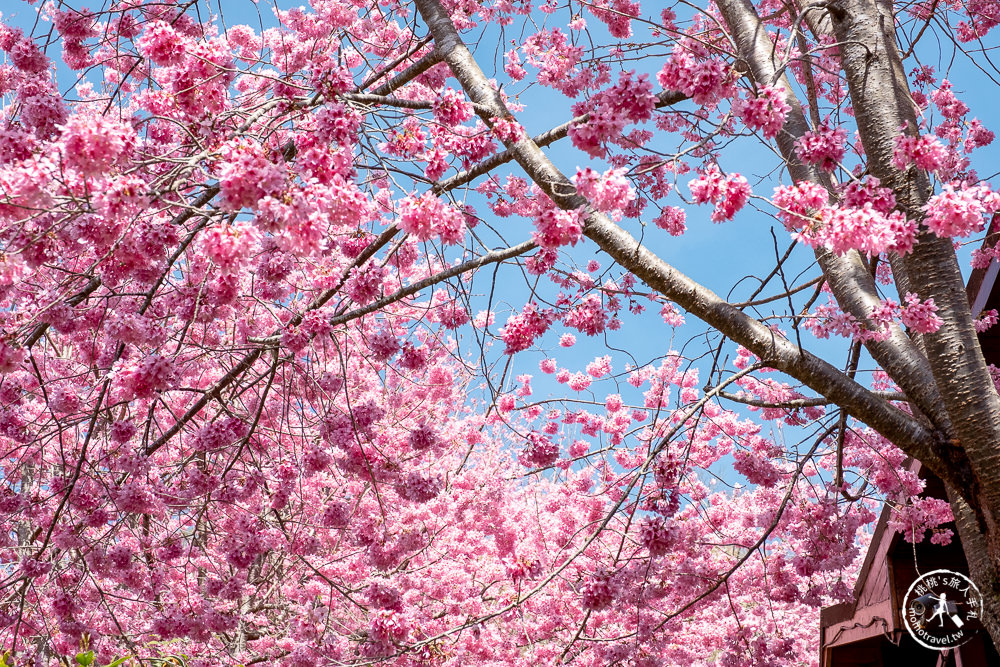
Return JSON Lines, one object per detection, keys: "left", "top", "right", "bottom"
{"left": 734, "top": 85, "right": 791, "bottom": 139}
{"left": 689, "top": 165, "right": 752, "bottom": 222}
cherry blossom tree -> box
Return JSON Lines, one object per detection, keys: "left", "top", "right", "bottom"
{"left": 0, "top": 0, "right": 998, "bottom": 664}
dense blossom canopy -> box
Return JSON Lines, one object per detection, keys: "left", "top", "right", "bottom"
{"left": 0, "top": 0, "right": 998, "bottom": 664}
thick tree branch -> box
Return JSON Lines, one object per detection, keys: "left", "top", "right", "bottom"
{"left": 830, "top": 0, "right": 1000, "bottom": 529}
{"left": 413, "top": 0, "right": 944, "bottom": 472}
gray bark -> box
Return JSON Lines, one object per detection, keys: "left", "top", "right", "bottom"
{"left": 412, "top": 0, "right": 940, "bottom": 464}
{"left": 716, "top": 0, "right": 956, "bottom": 436}
{"left": 824, "top": 0, "right": 1000, "bottom": 643}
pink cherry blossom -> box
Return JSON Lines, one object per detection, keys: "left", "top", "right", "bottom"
{"left": 900, "top": 293, "right": 943, "bottom": 333}
{"left": 689, "top": 166, "right": 752, "bottom": 222}
{"left": 398, "top": 192, "right": 467, "bottom": 244}
{"left": 216, "top": 141, "right": 286, "bottom": 211}
{"left": 794, "top": 123, "right": 847, "bottom": 171}
{"left": 574, "top": 167, "right": 635, "bottom": 220}
{"left": 532, "top": 205, "right": 584, "bottom": 248}
{"left": 923, "top": 184, "right": 995, "bottom": 236}
{"left": 500, "top": 302, "right": 554, "bottom": 353}
{"left": 734, "top": 85, "right": 791, "bottom": 139}
{"left": 891, "top": 132, "right": 949, "bottom": 172}
{"left": 1, "top": 3, "right": 993, "bottom": 665}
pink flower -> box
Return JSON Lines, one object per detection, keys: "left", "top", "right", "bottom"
{"left": 580, "top": 570, "right": 618, "bottom": 610}
{"left": 433, "top": 88, "right": 473, "bottom": 125}
{"left": 568, "top": 372, "right": 592, "bottom": 391}
{"left": 574, "top": 167, "right": 635, "bottom": 220}
{"left": 712, "top": 174, "right": 751, "bottom": 222}
{"left": 127, "top": 354, "right": 175, "bottom": 399}
{"left": 689, "top": 166, "right": 751, "bottom": 222}
{"left": 977, "top": 309, "right": 999, "bottom": 333}
{"left": 733, "top": 86, "right": 791, "bottom": 139}
{"left": 520, "top": 29, "right": 583, "bottom": 94}
{"left": 435, "top": 299, "right": 470, "bottom": 329}
{"left": 586, "top": 355, "right": 612, "bottom": 378}
{"left": 564, "top": 294, "right": 608, "bottom": 336}
{"left": 504, "top": 49, "right": 526, "bottom": 81}
{"left": 657, "top": 49, "right": 732, "bottom": 107}
{"left": 217, "top": 141, "right": 286, "bottom": 211}
{"left": 794, "top": 123, "right": 847, "bottom": 171}
{"left": 640, "top": 516, "right": 677, "bottom": 556}
{"left": 842, "top": 177, "right": 895, "bottom": 213}
{"left": 20, "top": 558, "right": 51, "bottom": 579}
{"left": 774, "top": 181, "right": 916, "bottom": 254}
{"left": 516, "top": 374, "right": 533, "bottom": 397}
{"left": 654, "top": 206, "right": 687, "bottom": 235}
{"left": 0, "top": 340, "right": 25, "bottom": 373}
{"left": 520, "top": 432, "right": 559, "bottom": 467}
{"left": 689, "top": 167, "right": 723, "bottom": 205}
{"left": 965, "top": 119, "right": 994, "bottom": 152}
{"left": 344, "top": 264, "right": 386, "bottom": 304}
{"left": 398, "top": 192, "right": 467, "bottom": 244}
{"left": 568, "top": 72, "right": 656, "bottom": 158}
{"left": 660, "top": 303, "right": 685, "bottom": 326}
{"left": 491, "top": 117, "right": 524, "bottom": 143}
{"left": 109, "top": 421, "right": 137, "bottom": 443}
{"left": 314, "top": 103, "right": 362, "bottom": 145}
{"left": 370, "top": 609, "right": 408, "bottom": 643}
{"left": 892, "top": 133, "right": 948, "bottom": 172}
{"left": 367, "top": 329, "right": 400, "bottom": 362}
{"left": 407, "top": 422, "right": 439, "bottom": 451}
{"left": 396, "top": 472, "right": 441, "bottom": 503}
{"left": 900, "top": 293, "right": 943, "bottom": 333}
{"left": 496, "top": 394, "right": 516, "bottom": 413}
{"left": 61, "top": 114, "right": 134, "bottom": 177}
{"left": 923, "top": 184, "right": 991, "bottom": 237}
{"left": 889, "top": 497, "right": 954, "bottom": 544}
{"left": 930, "top": 80, "right": 969, "bottom": 120}
{"left": 379, "top": 117, "right": 427, "bottom": 157}
{"left": 201, "top": 221, "right": 260, "bottom": 274}
{"left": 500, "top": 303, "right": 554, "bottom": 354}
{"left": 587, "top": 0, "right": 639, "bottom": 38}
{"left": 533, "top": 207, "right": 583, "bottom": 249}
{"left": 136, "top": 21, "right": 191, "bottom": 66}
{"left": 503, "top": 556, "right": 542, "bottom": 582}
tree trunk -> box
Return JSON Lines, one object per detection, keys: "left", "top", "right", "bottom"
{"left": 826, "top": 0, "right": 1000, "bottom": 645}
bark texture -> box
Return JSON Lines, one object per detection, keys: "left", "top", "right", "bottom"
{"left": 413, "top": 0, "right": 939, "bottom": 463}
{"left": 715, "top": 0, "right": 963, "bottom": 466}
{"left": 826, "top": 0, "right": 1000, "bottom": 643}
